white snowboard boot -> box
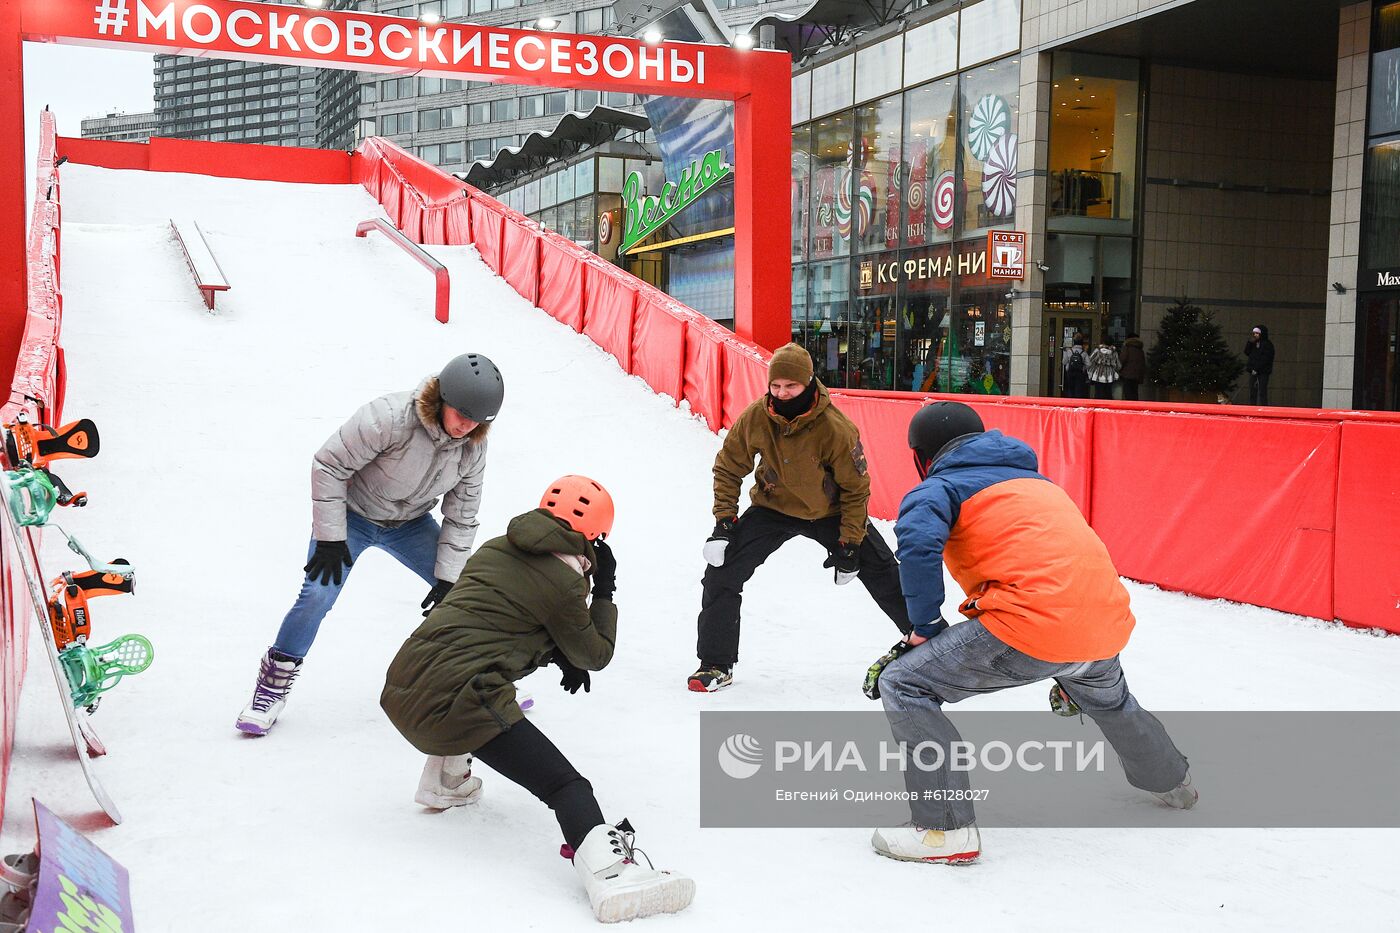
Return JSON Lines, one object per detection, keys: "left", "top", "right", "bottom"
{"left": 235, "top": 648, "right": 302, "bottom": 735}
{"left": 571, "top": 820, "right": 695, "bottom": 923}
{"left": 871, "top": 823, "right": 981, "bottom": 863}
{"left": 414, "top": 754, "right": 483, "bottom": 809}
{"left": 1153, "top": 771, "right": 1198, "bottom": 810}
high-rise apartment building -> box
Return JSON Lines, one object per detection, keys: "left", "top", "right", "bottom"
{"left": 79, "top": 110, "right": 158, "bottom": 143}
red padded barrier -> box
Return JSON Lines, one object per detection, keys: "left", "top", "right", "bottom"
{"left": 975, "top": 403, "right": 1093, "bottom": 515}
{"left": 53, "top": 137, "right": 148, "bottom": 171}
{"left": 421, "top": 205, "right": 448, "bottom": 246}
{"left": 537, "top": 234, "right": 586, "bottom": 331}
{"left": 630, "top": 294, "right": 688, "bottom": 400}
{"left": 445, "top": 199, "right": 472, "bottom": 246}
{"left": 501, "top": 220, "right": 540, "bottom": 306}
{"left": 582, "top": 263, "right": 637, "bottom": 373}
{"left": 400, "top": 194, "right": 425, "bottom": 244}
{"left": 1091, "top": 411, "right": 1338, "bottom": 620}
{"left": 719, "top": 335, "right": 769, "bottom": 429}
{"left": 58, "top": 136, "right": 353, "bottom": 183}
{"left": 826, "top": 392, "right": 925, "bottom": 520}
{"left": 683, "top": 317, "right": 727, "bottom": 431}
{"left": 470, "top": 199, "right": 504, "bottom": 273}
{"left": 1334, "top": 423, "right": 1400, "bottom": 632}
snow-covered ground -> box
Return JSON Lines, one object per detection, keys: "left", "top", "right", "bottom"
{"left": 3, "top": 164, "right": 1398, "bottom": 931}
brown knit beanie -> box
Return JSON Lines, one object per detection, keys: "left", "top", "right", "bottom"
{"left": 768, "top": 342, "right": 814, "bottom": 385}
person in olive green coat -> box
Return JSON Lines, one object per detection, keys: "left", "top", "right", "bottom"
{"left": 688, "top": 343, "right": 912, "bottom": 693}
{"left": 380, "top": 477, "right": 696, "bottom": 924}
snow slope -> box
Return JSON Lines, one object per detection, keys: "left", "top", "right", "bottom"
{"left": 3, "top": 164, "right": 1397, "bottom": 931}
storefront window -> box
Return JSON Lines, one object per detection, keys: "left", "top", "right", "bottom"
{"left": 598, "top": 156, "right": 624, "bottom": 193}
{"left": 810, "top": 112, "right": 854, "bottom": 260}
{"left": 898, "top": 244, "right": 954, "bottom": 392}
{"left": 958, "top": 0, "right": 1021, "bottom": 69}
{"left": 1362, "top": 138, "right": 1400, "bottom": 271}
{"left": 903, "top": 15, "right": 957, "bottom": 87}
{"left": 959, "top": 57, "right": 1020, "bottom": 236}
{"left": 855, "top": 94, "right": 903, "bottom": 254}
{"left": 855, "top": 36, "right": 903, "bottom": 104}
{"left": 807, "top": 261, "right": 850, "bottom": 385}
{"left": 792, "top": 126, "right": 812, "bottom": 262}
{"left": 1371, "top": 2, "right": 1400, "bottom": 135}
{"left": 902, "top": 77, "right": 958, "bottom": 248}
{"left": 811, "top": 55, "right": 855, "bottom": 118}
{"left": 792, "top": 264, "right": 808, "bottom": 344}
{"left": 1048, "top": 52, "right": 1140, "bottom": 228}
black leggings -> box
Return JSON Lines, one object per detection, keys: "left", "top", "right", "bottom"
{"left": 473, "top": 717, "right": 603, "bottom": 849}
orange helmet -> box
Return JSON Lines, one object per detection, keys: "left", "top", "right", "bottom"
{"left": 539, "top": 475, "right": 614, "bottom": 541}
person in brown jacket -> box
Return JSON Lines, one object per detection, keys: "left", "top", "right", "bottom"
{"left": 688, "top": 343, "right": 911, "bottom": 692}
{"left": 1119, "top": 333, "right": 1147, "bottom": 401}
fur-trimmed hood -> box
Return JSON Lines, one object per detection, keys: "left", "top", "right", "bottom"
{"left": 415, "top": 375, "right": 491, "bottom": 442}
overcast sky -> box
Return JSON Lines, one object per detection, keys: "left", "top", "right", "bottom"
{"left": 23, "top": 43, "right": 156, "bottom": 166}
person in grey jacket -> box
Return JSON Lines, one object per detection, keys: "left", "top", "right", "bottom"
{"left": 236, "top": 353, "right": 504, "bottom": 735}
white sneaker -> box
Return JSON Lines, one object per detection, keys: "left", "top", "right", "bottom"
{"left": 871, "top": 823, "right": 981, "bottom": 863}
{"left": 572, "top": 820, "right": 695, "bottom": 923}
{"left": 235, "top": 648, "right": 302, "bottom": 735}
{"left": 1153, "top": 772, "right": 1198, "bottom": 810}
{"left": 414, "top": 754, "right": 483, "bottom": 809}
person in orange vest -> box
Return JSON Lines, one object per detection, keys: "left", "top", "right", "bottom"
{"left": 866, "top": 401, "right": 1195, "bottom": 864}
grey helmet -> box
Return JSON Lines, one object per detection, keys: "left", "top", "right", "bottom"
{"left": 438, "top": 353, "right": 504, "bottom": 423}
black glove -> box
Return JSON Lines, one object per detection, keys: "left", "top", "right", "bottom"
{"left": 822, "top": 541, "right": 860, "bottom": 585}
{"left": 703, "top": 517, "right": 738, "bottom": 567}
{"left": 590, "top": 539, "right": 616, "bottom": 601}
{"left": 304, "top": 540, "right": 353, "bottom": 586}
{"left": 421, "top": 579, "right": 452, "bottom": 616}
{"left": 553, "top": 654, "right": 591, "bottom": 694}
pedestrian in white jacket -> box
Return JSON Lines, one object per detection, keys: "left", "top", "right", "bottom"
{"left": 236, "top": 353, "right": 504, "bottom": 736}
{"left": 1087, "top": 341, "right": 1121, "bottom": 401}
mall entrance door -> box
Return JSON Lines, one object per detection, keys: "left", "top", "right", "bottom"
{"left": 1044, "top": 312, "right": 1097, "bottom": 397}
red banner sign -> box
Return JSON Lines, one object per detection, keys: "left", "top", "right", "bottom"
{"left": 20, "top": 0, "right": 754, "bottom": 99}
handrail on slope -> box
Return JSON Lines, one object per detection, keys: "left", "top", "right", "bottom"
{"left": 355, "top": 218, "right": 450, "bottom": 324}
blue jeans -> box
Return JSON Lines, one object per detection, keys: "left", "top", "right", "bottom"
{"left": 273, "top": 511, "right": 441, "bottom": 659}
{"left": 879, "top": 618, "right": 1188, "bottom": 829}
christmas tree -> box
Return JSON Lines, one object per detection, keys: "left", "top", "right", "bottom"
{"left": 1147, "top": 297, "right": 1245, "bottom": 396}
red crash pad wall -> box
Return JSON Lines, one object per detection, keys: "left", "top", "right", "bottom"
{"left": 59, "top": 136, "right": 352, "bottom": 184}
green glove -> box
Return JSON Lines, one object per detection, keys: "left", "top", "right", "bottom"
{"left": 1049, "top": 681, "right": 1082, "bottom": 718}
{"left": 863, "top": 640, "right": 916, "bottom": 701}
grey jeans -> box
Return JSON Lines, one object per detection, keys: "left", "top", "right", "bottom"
{"left": 879, "top": 618, "right": 1188, "bottom": 829}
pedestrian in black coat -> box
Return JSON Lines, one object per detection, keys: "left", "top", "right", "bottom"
{"left": 1244, "top": 325, "right": 1275, "bottom": 405}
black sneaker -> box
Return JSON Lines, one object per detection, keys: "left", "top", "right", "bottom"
{"left": 687, "top": 665, "right": 733, "bottom": 693}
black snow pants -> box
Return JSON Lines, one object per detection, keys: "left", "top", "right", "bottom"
{"left": 696, "top": 506, "right": 911, "bottom": 668}
{"left": 474, "top": 717, "right": 603, "bottom": 850}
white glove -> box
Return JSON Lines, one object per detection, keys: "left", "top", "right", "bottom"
{"left": 703, "top": 538, "right": 728, "bottom": 567}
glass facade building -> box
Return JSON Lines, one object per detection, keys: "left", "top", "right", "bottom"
{"left": 789, "top": 7, "right": 1021, "bottom": 393}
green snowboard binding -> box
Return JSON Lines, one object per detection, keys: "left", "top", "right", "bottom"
{"left": 59, "top": 634, "right": 154, "bottom": 712}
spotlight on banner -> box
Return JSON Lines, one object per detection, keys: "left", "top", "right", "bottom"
{"left": 420, "top": 11, "right": 443, "bottom": 23}
{"left": 644, "top": 28, "right": 663, "bottom": 44}
{"left": 302, "top": 0, "right": 326, "bottom": 8}
{"left": 733, "top": 33, "right": 754, "bottom": 49}
{"left": 536, "top": 17, "right": 560, "bottom": 30}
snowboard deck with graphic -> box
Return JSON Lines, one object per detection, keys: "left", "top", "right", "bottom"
{"left": 0, "top": 483, "right": 121, "bottom": 824}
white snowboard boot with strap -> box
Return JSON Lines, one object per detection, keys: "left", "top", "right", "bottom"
{"left": 571, "top": 820, "right": 695, "bottom": 923}
{"left": 235, "top": 648, "right": 302, "bottom": 735}
{"left": 414, "top": 754, "right": 483, "bottom": 809}
{"left": 871, "top": 823, "right": 981, "bottom": 863}
{"left": 1152, "top": 771, "right": 1198, "bottom": 810}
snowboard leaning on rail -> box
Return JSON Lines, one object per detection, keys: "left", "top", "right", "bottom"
{"left": 0, "top": 482, "right": 122, "bottom": 824}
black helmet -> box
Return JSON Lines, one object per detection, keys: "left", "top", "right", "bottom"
{"left": 439, "top": 353, "right": 504, "bottom": 423}
{"left": 908, "top": 402, "right": 984, "bottom": 478}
